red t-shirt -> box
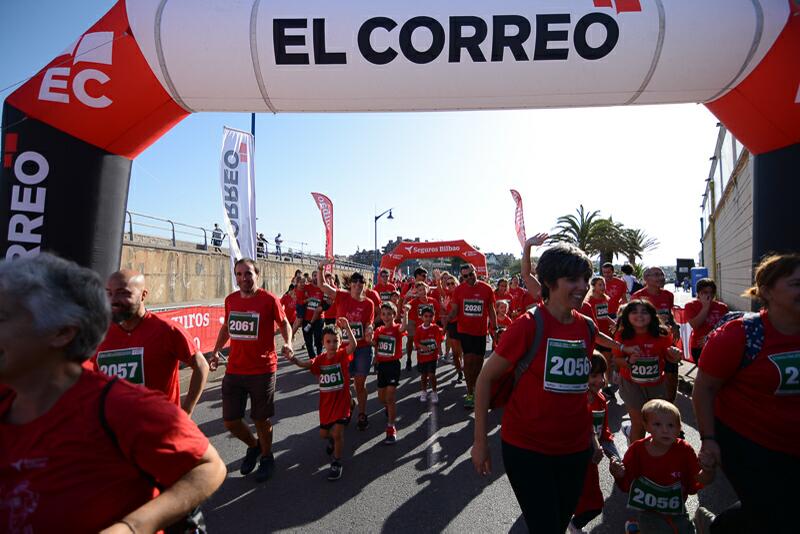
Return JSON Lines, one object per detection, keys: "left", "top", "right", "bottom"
{"left": 613, "top": 332, "right": 674, "bottom": 386}
{"left": 589, "top": 391, "right": 613, "bottom": 443}
{"left": 453, "top": 281, "right": 496, "bottom": 336}
{"left": 334, "top": 290, "right": 375, "bottom": 349}
{"left": 91, "top": 312, "right": 195, "bottom": 406}
{"left": 497, "top": 314, "right": 513, "bottom": 330}
{"left": 414, "top": 323, "right": 444, "bottom": 363}
{"left": 632, "top": 288, "right": 675, "bottom": 323}
{"left": 224, "top": 288, "right": 286, "bottom": 375}
{"left": 699, "top": 310, "right": 800, "bottom": 456}
{"left": 310, "top": 347, "right": 353, "bottom": 425}
{"left": 408, "top": 295, "right": 440, "bottom": 324}
{"left": 496, "top": 306, "right": 597, "bottom": 454}
{"left": 618, "top": 437, "right": 702, "bottom": 499}
{"left": 586, "top": 294, "right": 613, "bottom": 336}
{"left": 0, "top": 371, "right": 208, "bottom": 533}
{"left": 280, "top": 292, "right": 297, "bottom": 324}
{"left": 322, "top": 292, "right": 337, "bottom": 320}
{"left": 374, "top": 323, "right": 405, "bottom": 362}
{"left": 605, "top": 277, "right": 628, "bottom": 315}
{"left": 684, "top": 299, "right": 729, "bottom": 348}
{"left": 442, "top": 286, "right": 457, "bottom": 324}
{"left": 366, "top": 289, "right": 382, "bottom": 313}
{"left": 374, "top": 282, "right": 397, "bottom": 302}
{"left": 495, "top": 289, "right": 512, "bottom": 302}
{"left": 294, "top": 284, "right": 307, "bottom": 305}
{"left": 303, "top": 285, "right": 325, "bottom": 322}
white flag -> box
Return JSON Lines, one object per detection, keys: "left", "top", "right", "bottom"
{"left": 220, "top": 127, "right": 257, "bottom": 285}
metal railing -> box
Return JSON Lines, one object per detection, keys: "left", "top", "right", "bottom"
{"left": 123, "top": 211, "right": 372, "bottom": 271}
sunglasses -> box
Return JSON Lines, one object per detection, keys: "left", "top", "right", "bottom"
{"left": 351, "top": 279, "right": 365, "bottom": 284}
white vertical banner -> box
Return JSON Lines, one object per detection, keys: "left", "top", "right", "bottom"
{"left": 220, "top": 127, "right": 257, "bottom": 286}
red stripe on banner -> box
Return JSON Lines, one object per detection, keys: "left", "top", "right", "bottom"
{"left": 5, "top": 133, "right": 18, "bottom": 152}
{"left": 615, "top": 0, "right": 642, "bottom": 13}
{"left": 153, "top": 305, "right": 226, "bottom": 354}
{"left": 593, "top": 0, "right": 613, "bottom": 7}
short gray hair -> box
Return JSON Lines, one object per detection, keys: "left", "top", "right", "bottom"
{"left": 0, "top": 253, "right": 109, "bottom": 362}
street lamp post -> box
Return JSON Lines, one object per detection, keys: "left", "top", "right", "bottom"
{"left": 374, "top": 208, "right": 394, "bottom": 281}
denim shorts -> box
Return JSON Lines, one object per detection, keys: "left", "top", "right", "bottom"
{"left": 349, "top": 346, "right": 374, "bottom": 377}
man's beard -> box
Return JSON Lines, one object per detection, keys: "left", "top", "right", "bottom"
{"left": 112, "top": 306, "right": 137, "bottom": 324}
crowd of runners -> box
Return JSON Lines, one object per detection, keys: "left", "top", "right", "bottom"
{"left": 0, "top": 244, "right": 798, "bottom": 533}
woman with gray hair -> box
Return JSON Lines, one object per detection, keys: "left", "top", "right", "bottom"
{"left": 0, "top": 253, "right": 226, "bottom": 533}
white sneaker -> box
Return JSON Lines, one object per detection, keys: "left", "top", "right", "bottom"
{"left": 693, "top": 506, "right": 716, "bottom": 534}
{"left": 429, "top": 391, "right": 439, "bottom": 404}
{"left": 566, "top": 522, "right": 585, "bottom": 534}
{"left": 419, "top": 391, "right": 428, "bottom": 402}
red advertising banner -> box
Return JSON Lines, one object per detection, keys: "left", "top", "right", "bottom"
{"left": 510, "top": 189, "right": 527, "bottom": 250}
{"left": 153, "top": 305, "right": 226, "bottom": 354}
{"left": 311, "top": 192, "right": 334, "bottom": 272}
{"left": 380, "top": 240, "right": 488, "bottom": 278}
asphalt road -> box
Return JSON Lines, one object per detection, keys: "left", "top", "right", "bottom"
{"left": 185, "top": 335, "right": 737, "bottom": 533}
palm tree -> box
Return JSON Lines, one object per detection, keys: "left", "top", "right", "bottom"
{"left": 621, "top": 228, "right": 659, "bottom": 266}
{"left": 589, "top": 218, "right": 626, "bottom": 265}
{"left": 549, "top": 205, "right": 602, "bottom": 252}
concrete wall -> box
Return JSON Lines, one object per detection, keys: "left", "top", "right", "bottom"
{"left": 120, "top": 241, "right": 368, "bottom": 306}
{"left": 702, "top": 153, "right": 753, "bottom": 311}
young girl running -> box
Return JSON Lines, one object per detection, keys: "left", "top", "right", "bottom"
{"left": 613, "top": 300, "right": 682, "bottom": 443}
{"left": 414, "top": 307, "right": 444, "bottom": 404}
{"left": 285, "top": 319, "right": 356, "bottom": 481}
{"left": 372, "top": 302, "right": 408, "bottom": 444}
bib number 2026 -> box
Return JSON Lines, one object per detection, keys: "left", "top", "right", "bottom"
{"left": 544, "top": 338, "right": 589, "bottom": 393}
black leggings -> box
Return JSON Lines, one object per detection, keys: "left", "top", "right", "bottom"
{"left": 710, "top": 418, "right": 800, "bottom": 534}
{"left": 502, "top": 440, "right": 592, "bottom": 534}
{"left": 302, "top": 319, "right": 323, "bottom": 358}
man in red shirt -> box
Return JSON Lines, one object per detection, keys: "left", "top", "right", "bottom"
{"left": 374, "top": 269, "right": 397, "bottom": 303}
{"left": 211, "top": 258, "right": 293, "bottom": 483}
{"left": 683, "top": 278, "right": 729, "bottom": 363}
{"left": 601, "top": 263, "right": 629, "bottom": 319}
{"left": 445, "top": 263, "right": 496, "bottom": 409}
{"left": 92, "top": 270, "right": 209, "bottom": 416}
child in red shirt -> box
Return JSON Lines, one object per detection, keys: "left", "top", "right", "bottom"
{"left": 286, "top": 318, "right": 356, "bottom": 481}
{"left": 372, "top": 302, "right": 408, "bottom": 444}
{"left": 493, "top": 300, "right": 514, "bottom": 348}
{"left": 414, "top": 308, "right": 444, "bottom": 405}
{"left": 610, "top": 399, "right": 715, "bottom": 533}
{"left": 570, "top": 353, "right": 621, "bottom": 532}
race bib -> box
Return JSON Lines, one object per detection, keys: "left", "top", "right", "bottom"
{"left": 319, "top": 363, "right": 345, "bottom": 392}
{"left": 595, "top": 303, "right": 609, "bottom": 319}
{"left": 349, "top": 322, "right": 364, "bottom": 341}
{"left": 768, "top": 351, "right": 800, "bottom": 396}
{"left": 630, "top": 356, "right": 661, "bottom": 384}
{"left": 379, "top": 291, "right": 393, "bottom": 302}
{"left": 463, "top": 299, "right": 484, "bottom": 317}
{"left": 544, "top": 338, "right": 590, "bottom": 393}
{"left": 96, "top": 347, "right": 145, "bottom": 385}
{"left": 418, "top": 338, "right": 438, "bottom": 355}
{"left": 627, "top": 477, "right": 684, "bottom": 515}
{"left": 592, "top": 409, "right": 606, "bottom": 436}
{"left": 306, "top": 297, "right": 321, "bottom": 311}
{"left": 377, "top": 335, "right": 397, "bottom": 357}
{"left": 228, "top": 311, "right": 259, "bottom": 340}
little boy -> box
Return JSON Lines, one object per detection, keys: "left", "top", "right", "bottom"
{"left": 414, "top": 308, "right": 444, "bottom": 404}
{"left": 286, "top": 318, "right": 356, "bottom": 481}
{"left": 610, "top": 399, "right": 715, "bottom": 533}
{"left": 372, "top": 302, "right": 408, "bottom": 444}
{"left": 569, "top": 353, "right": 621, "bottom": 533}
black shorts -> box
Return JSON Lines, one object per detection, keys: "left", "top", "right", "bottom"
{"left": 417, "top": 360, "right": 437, "bottom": 374}
{"left": 460, "top": 334, "right": 487, "bottom": 356}
{"left": 376, "top": 360, "right": 401, "bottom": 388}
{"left": 320, "top": 417, "right": 350, "bottom": 430}
{"left": 222, "top": 372, "right": 276, "bottom": 422}
{"left": 446, "top": 322, "right": 459, "bottom": 339}
{"left": 324, "top": 318, "right": 336, "bottom": 325}
{"left": 664, "top": 361, "right": 679, "bottom": 373}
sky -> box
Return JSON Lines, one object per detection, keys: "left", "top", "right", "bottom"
{"left": 0, "top": 1, "right": 721, "bottom": 267}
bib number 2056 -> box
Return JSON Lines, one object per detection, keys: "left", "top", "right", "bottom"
{"left": 627, "top": 477, "right": 684, "bottom": 515}
{"left": 544, "top": 338, "right": 589, "bottom": 393}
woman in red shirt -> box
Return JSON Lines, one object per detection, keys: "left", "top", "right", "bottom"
{"left": 471, "top": 244, "right": 637, "bottom": 533}
{"left": 693, "top": 254, "right": 800, "bottom": 533}
{"left": 0, "top": 253, "right": 225, "bottom": 533}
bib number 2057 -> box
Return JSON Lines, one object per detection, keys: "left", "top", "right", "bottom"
{"left": 544, "top": 338, "right": 589, "bottom": 393}
{"left": 96, "top": 347, "right": 145, "bottom": 385}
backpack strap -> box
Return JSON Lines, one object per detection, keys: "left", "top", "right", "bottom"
{"left": 513, "top": 306, "right": 545, "bottom": 385}
{"left": 740, "top": 312, "right": 764, "bottom": 369}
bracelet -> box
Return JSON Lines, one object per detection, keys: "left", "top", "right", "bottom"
{"left": 700, "top": 435, "right": 716, "bottom": 442}
{"left": 117, "top": 520, "right": 136, "bottom": 534}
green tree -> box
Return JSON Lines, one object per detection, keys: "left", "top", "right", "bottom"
{"left": 590, "top": 218, "right": 626, "bottom": 265}
{"left": 621, "top": 228, "right": 659, "bottom": 266}
{"left": 549, "top": 204, "right": 602, "bottom": 252}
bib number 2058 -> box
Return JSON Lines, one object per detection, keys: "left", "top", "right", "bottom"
{"left": 544, "top": 338, "right": 589, "bottom": 393}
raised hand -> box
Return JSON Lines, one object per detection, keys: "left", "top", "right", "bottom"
{"left": 525, "top": 233, "right": 549, "bottom": 248}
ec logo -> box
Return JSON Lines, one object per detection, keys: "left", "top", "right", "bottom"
{"left": 38, "top": 31, "right": 114, "bottom": 109}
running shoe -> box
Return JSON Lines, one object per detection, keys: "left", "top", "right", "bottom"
{"left": 357, "top": 413, "right": 369, "bottom": 431}
{"left": 383, "top": 426, "right": 397, "bottom": 445}
{"left": 624, "top": 520, "right": 640, "bottom": 533}
{"left": 327, "top": 460, "right": 343, "bottom": 481}
{"left": 429, "top": 391, "right": 439, "bottom": 404}
{"left": 566, "top": 522, "right": 586, "bottom": 534}
{"left": 254, "top": 453, "right": 275, "bottom": 482}
{"left": 240, "top": 445, "right": 261, "bottom": 475}
{"left": 455, "top": 371, "right": 463, "bottom": 384}
{"left": 325, "top": 438, "right": 334, "bottom": 456}
{"left": 693, "top": 506, "right": 715, "bottom": 534}
{"left": 463, "top": 394, "right": 474, "bottom": 409}
{"left": 419, "top": 390, "right": 428, "bottom": 402}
